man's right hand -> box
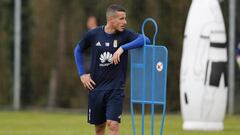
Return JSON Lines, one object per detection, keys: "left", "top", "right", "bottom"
{"left": 80, "top": 74, "right": 96, "bottom": 90}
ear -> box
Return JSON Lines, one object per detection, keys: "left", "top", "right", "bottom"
{"left": 108, "top": 16, "right": 115, "bottom": 24}
{"left": 109, "top": 16, "right": 115, "bottom": 21}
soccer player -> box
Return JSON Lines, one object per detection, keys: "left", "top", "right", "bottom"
{"left": 74, "top": 4, "right": 150, "bottom": 135}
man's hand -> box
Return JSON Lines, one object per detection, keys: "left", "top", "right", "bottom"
{"left": 80, "top": 74, "right": 96, "bottom": 90}
{"left": 111, "top": 47, "right": 124, "bottom": 65}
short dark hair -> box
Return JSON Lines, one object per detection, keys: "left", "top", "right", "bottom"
{"left": 106, "top": 4, "right": 126, "bottom": 18}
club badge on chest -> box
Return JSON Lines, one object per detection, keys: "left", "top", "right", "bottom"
{"left": 113, "top": 40, "right": 118, "bottom": 48}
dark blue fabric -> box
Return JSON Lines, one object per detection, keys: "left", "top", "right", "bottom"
{"left": 237, "top": 47, "right": 240, "bottom": 55}
{"left": 88, "top": 89, "right": 124, "bottom": 124}
{"left": 74, "top": 25, "right": 147, "bottom": 90}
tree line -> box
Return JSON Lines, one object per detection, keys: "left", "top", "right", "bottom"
{"left": 0, "top": 0, "right": 231, "bottom": 112}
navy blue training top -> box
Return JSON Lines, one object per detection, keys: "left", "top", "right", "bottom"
{"left": 74, "top": 26, "right": 148, "bottom": 90}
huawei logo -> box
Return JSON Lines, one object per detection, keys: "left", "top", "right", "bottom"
{"left": 99, "top": 52, "right": 112, "bottom": 63}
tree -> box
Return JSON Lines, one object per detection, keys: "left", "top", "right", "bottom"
{"left": 0, "top": 0, "right": 13, "bottom": 106}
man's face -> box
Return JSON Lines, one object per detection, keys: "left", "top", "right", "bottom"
{"left": 110, "top": 11, "right": 127, "bottom": 32}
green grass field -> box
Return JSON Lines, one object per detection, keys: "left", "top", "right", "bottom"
{"left": 0, "top": 111, "right": 239, "bottom": 135}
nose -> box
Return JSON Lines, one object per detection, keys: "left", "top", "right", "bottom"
{"left": 123, "top": 19, "right": 127, "bottom": 25}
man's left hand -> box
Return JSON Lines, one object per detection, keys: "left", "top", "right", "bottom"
{"left": 111, "top": 47, "right": 124, "bottom": 65}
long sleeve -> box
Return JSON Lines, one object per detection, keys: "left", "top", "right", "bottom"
{"left": 121, "top": 34, "right": 150, "bottom": 51}
{"left": 74, "top": 30, "right": 92, "bottom": 76}
{"left": 74, "top": 45, "right": 85, "bottom": 76}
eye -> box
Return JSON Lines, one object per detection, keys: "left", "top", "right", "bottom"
{"left": 119, "top": 17, "right": 125, "bottom": 20}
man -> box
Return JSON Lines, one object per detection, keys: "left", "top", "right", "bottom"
{"left": 86, "top": 16, "right": 98, "bottom": 30}
{"left": 74, "top": 4, "right": 149, "bottom": 135}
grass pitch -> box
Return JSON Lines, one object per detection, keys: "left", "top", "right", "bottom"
{"left": 0, "top": 111, "right": 239, "bottom": 135}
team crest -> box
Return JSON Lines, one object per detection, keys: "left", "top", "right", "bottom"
{"left": 113, "top": 40, "right": 118, "bottom": 48}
